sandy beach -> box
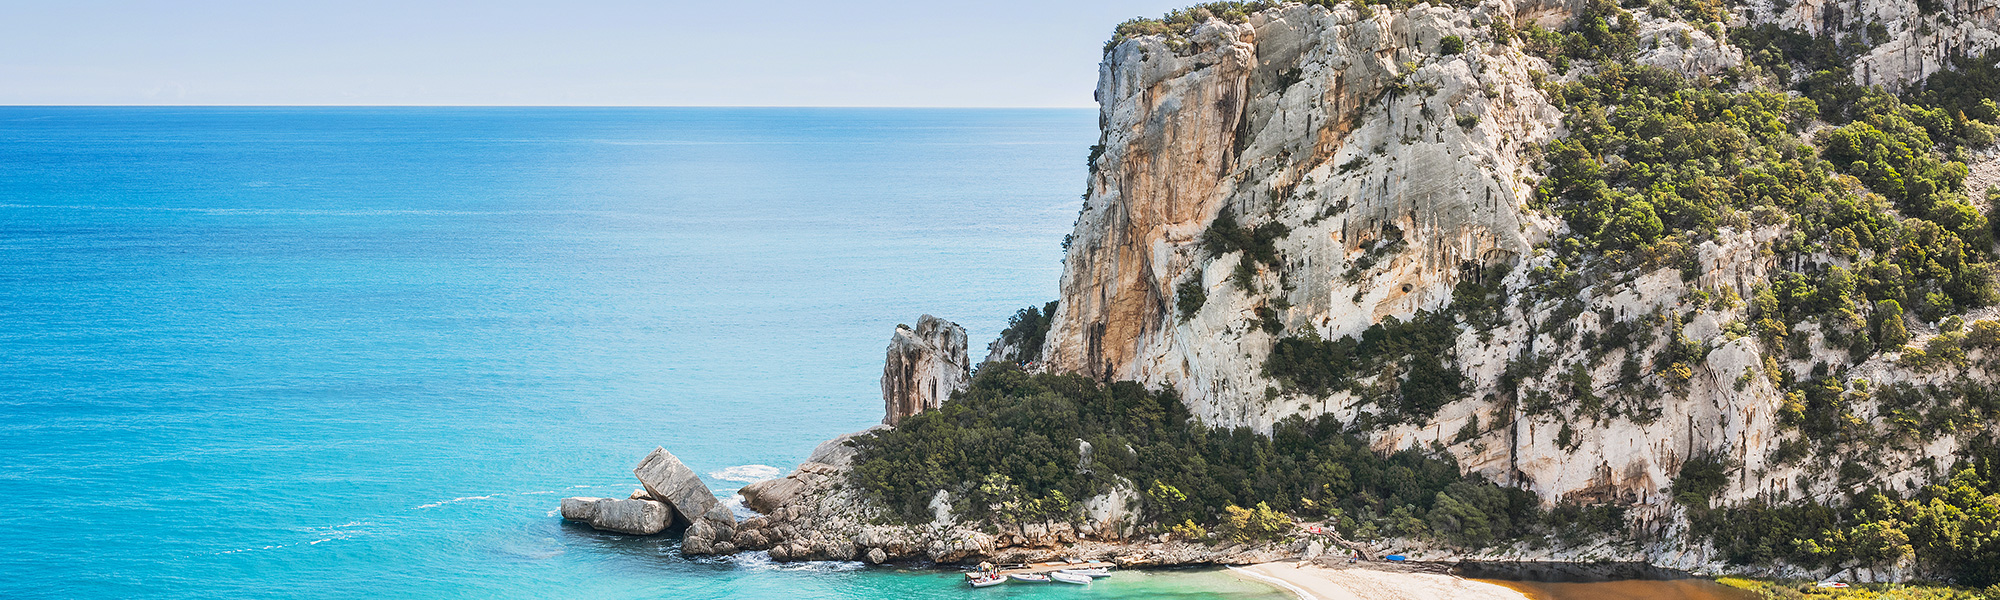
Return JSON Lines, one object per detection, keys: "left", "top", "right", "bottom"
{"left": 1230, "top": 561, "right": 1531, "bottom": 600}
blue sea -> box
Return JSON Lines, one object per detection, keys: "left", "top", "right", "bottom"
{"left": 0, "top": 107, "right": 1289, "bottom": 600}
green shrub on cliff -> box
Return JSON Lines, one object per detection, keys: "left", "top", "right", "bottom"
{"left": 1176, "top": 278, "right": 1207, "bottom": 320}
{"left": 1672, "top": 454, "right": 1732, "bottom": 508}
{"left": 1201, "top": 210, "right": 1290, "bottom": 268}
{"left": 1438, "top": 35, "right": 1464, "bottom": 55}
{"left": 994, "top": 301, "right": 1058, "bottom": 365}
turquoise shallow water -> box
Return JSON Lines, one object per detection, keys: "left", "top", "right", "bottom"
{"left": 0, "top": 107, "right": 1290, "bottom": 600}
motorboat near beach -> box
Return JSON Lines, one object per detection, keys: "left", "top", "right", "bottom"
{"left": 1048, "top": 568, "right": 1096, "bottom": 584}
{"left": 964, "top": 560, "right": 1117, "bottom": 588}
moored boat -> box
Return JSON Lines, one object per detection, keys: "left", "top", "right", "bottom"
{"left": 967, "top": 574, "right": 1006, "bottom": 588}
{"left": 1058, "top": 568, "right": 1111, "bottom": 578}
{"left": 1049, "top": 571, "right": 1092, "bottom": 585}
{"left": 1008, "top": 573, "right": 1051, "bottom": 583}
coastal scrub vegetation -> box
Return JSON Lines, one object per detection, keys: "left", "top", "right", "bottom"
{"left": 850, "top": 364, "right": 1624, "bottom": 549}
{"left": 1531, "top": 0, "right": 2000, "bottom": 325}
{"left": 1684, "top": 444, "right": 2000, "bottom": 587}
{"left": 1526, "top": 14, "right": 2000, "bottom": 584}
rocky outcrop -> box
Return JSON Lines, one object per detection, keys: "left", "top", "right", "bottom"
{"left": 560, "top": 497, "right": 672, "bottom": 535}
{"left": 633, "top": 446, "right": 737, "bottom": 555}
{"left": 881, "top": 315, "right": 969, "bottom": 425}
{"left": 1634, "top": 13, "right": 1743, "bottom": 76}
{"left": 739, "top": 425, "right": 885, "bottom": 518}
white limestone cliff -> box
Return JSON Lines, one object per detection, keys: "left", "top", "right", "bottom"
{"left": 1044, "top": 0, "right": 1570, "bottom": 433}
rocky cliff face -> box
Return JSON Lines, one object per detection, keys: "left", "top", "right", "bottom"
{"left": 1748, "top": 0, "right": 2000, "bottom": 87}
{"left": 881, "top": 315, "right": 970, "bottom": 426}
{"left": 1031, "top": 0, "right": 2000, "bottom": 576}
{"left": 1044, "top": 0, "right": 1570, "bottom": 430}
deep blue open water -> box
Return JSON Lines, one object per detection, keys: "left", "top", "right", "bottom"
{"left": 0, "top": 107, "right": 1289, "bottom": 600}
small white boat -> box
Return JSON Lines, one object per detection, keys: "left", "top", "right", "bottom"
{"left": 967, "top": 574, "right": 1006, "bottom": 588}
{"left": 1008, "top": 573, "right": 1051, "bottom": 583}
{"left": 1050, "top": 571, "right": 1092, "bottom": 585}
{"left": 1059, "top": 568, "right": 1111, "bottom": 578}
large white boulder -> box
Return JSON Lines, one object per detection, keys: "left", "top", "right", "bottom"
{"left": 634, "top": 446, "right": 736, "bottom": 555}
{"left": 559, "top": 497, "right": 672, "bottom": 535}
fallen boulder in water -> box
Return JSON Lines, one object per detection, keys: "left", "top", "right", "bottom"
{"left": 559, "top": 497, "right": 672, "bottom": 535}
{"left": 633, "top": 446, "right": 736, "bottom": 555}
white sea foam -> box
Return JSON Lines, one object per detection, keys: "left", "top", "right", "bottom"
{"left": 729, "top": 551, "right": 866, "bottom": 572}
{"left": 416, "top": 494, "right": 498, "bottom": 509}
{"left": 217, "top": 544, "right": 287, "bottom": 555}
{"left": 720, "top": 494, "right": 763, "bottom": 520}
{"left": 708, "top": 464, "right": 781, "bottom": 483}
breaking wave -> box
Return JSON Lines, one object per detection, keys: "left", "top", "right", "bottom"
{"left": 708, "top": 464, "right": 782, "bottom": 483}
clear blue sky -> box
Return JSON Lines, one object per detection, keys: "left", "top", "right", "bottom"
{"left": 0, "top": 0, "right": 1196, "bottom": 107}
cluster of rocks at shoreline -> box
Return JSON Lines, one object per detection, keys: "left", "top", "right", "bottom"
{"left": 560, "top": 447, "right": 737, "bottom": 554}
